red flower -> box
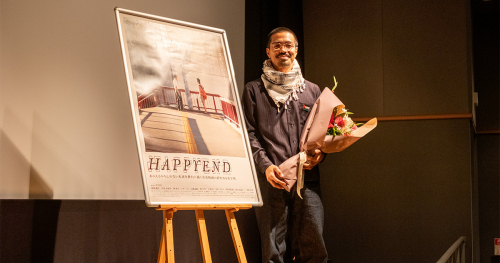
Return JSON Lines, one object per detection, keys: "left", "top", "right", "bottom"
{"left": 329, "top": 113, "right": 335, "bottom": 124}
{"left": 352, "top": 124, "right": 358, "bottom": 130}
{"left": 328, "top": 123, "right": 334, "bottom": 129}
{"left": 334, "top": 116, "right": 344, "bottom": 127}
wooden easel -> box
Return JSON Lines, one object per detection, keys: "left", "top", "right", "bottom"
{"left": 156, "top": 204, "right": 252, "bottom": 263}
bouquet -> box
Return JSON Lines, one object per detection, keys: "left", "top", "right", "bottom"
{"left": 326, "top": 77, "right": 360, "bottom": 136}
{"left": 279, "top": 77, "right": 377, "bottom": 197}
{"left": 327, "top": 107, "right": 358, "bottom": 136}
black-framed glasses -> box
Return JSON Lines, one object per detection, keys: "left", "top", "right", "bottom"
{"left": 270, "top": 42, "right": 295, "bottom": 51}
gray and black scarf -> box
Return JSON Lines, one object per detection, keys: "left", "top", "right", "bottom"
{"left": 261, "top": 59, "right": 306, "bottom": 111}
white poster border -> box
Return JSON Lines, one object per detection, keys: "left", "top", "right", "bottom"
{"left": 114, "top": 8, "right": 262, "bottom": 207}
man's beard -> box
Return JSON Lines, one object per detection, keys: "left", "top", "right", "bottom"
{"left": 276, "top": 53, "right": 292, "bottom": 67}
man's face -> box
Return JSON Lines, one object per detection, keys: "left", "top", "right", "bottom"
{"left": 266, "top": 32, "right": 298, "bottom": 73}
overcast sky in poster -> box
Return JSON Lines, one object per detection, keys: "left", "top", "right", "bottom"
{"left": 122, "top": 15, "right": 234, "bottom": 101}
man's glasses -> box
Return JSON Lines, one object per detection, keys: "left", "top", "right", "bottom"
{"left": 270, "top": 42, "right": 296, "bottom": 51}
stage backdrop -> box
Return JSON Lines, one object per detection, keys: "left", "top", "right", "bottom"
{"left": 0, "top": 0, "right": 245, "bottom": 199}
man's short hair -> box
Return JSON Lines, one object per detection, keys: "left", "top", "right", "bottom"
{"left": 174, "top": 75, "right": 177, "bottom": 78}
{"left": 266, "top": 27, "right": 298, "bottom": 48}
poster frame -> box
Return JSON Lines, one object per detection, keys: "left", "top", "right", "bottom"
{"left": 114, "top": 7, "right": 262, "bottom": 207}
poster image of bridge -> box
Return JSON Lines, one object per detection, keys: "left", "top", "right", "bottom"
{"left": 119, "top": 13, "right": 247, "bottom": 158}
{"left": 116, "top": 9, "right": 261, "bottom": 206}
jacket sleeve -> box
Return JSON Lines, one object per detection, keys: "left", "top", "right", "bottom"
{"left": 241, "top": 83, "right": 274, "bottom": 176}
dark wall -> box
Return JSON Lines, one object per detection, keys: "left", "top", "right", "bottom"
{"left": 477, "top": 135, "right": 500, "bottom": 263}
{"left": 301, "top": 0, "right": 475, "bottom": 262}
{"left": 320, "top": 119, "right": 472, "bottom": 262}
{"left": 471, "top": 0, "right": 500, "bottom": 132}
{"left": 302, "top": 0, "right": 471, "bottom": 116}
{"left": 471, "top": 0, "right": 500, "bottom": 262}
{"left": 0, "top": 200, "right": 261, "bottom": 263}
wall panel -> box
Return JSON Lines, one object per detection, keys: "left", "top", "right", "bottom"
{"left": 303, "top": 1, "right": 473, "bottom": 262}
{"left": 319, "top": 119, "right": 472, "bottom": 262}
{"left": 382, "top": 0, "right": 470, "bottom": 116}
{"left": 303, "top": 0, "right": 470, "bottom": 118}
{"left": 303, "top": 0, "right": 384, "bottom": 117}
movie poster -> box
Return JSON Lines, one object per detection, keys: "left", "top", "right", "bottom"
{"left": 115, "top": 9, "right": 261, "bottom": 206}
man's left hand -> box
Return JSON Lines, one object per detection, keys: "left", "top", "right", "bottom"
{"left": 303, "top": 149, "right": 324, "bottom": 170}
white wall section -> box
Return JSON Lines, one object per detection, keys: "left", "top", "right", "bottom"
{"left": 0, "top": 0, "right": 245, "bottom": 199}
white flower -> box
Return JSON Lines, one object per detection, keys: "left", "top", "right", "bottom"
{"left": 340, "top": 116, "right": 354, "bottom": 134}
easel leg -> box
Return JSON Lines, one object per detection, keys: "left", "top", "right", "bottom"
{"left": 157, "top": 220, "right": 166, "bottom": 263}
{"left": 225, "top": 208, "right": 247, "bottom": 263}
{"left": 158, "top": 208, "right": 176, "bottom": 263}
{"left": 195, "top": 210, "right": 212, "bottom": 263}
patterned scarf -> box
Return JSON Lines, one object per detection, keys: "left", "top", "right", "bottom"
{"left": 261, "top": 59, "right": 306, "bottom": 111}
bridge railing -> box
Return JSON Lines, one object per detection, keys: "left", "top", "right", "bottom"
{"left": 220, "top": 97, "right": 239, "bottom": 127}
{"left": 436, "top": 236, "right": 466, "bottom": 263}
{"left": 138, "top": 91, "right": 159, "bottom": 109}
{"left": 137, "top": 87, "right": 240, "bottom": 127}
{"left": 159, "top": 86, "right": 239, "bottom": 126}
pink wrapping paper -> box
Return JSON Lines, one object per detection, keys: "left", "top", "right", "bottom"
{"left": 320, "top": 117, "right": 377, "bottom": 153}
{"left": 279, "top": 88, "right": 377, "bottom": 194}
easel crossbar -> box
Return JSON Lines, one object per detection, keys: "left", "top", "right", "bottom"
{"left": 156, "top": 204, "right": 252, "bottom": 211}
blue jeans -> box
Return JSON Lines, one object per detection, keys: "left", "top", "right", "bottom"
{"left": 255, "top": 178, "right": 328, "bottom": 263}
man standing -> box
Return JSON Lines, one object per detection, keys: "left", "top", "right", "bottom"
{"left": 242, "top": 27, "right": 328, "bottom": 263}
{"left": 173, "top": 75, "right": 183, "bottom": 110}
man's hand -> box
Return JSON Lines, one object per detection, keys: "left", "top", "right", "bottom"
{"left": 303, "top": 149, "right": 324, "bottom": 170}
{"left": 265, "top": 165, "right": 287, "bottom": 189}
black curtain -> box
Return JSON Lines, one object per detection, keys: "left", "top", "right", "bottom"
{"left": 245, "top": 0, "right": 305, "bottom": 84}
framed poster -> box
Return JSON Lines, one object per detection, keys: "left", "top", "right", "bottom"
{"left": 115, "top": 8, "right": 261, "bottom": 207}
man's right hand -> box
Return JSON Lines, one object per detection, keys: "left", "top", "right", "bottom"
{"left": 265, "top": 165, "right": 287, "bottom": 189}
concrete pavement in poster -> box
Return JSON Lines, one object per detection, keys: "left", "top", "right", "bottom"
{"left": 139, "top": 106, "right": 246, "bottom": 158}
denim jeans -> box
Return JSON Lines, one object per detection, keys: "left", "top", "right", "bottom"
{"left": 255, "top": 178, "right": 328, "bottom": 263}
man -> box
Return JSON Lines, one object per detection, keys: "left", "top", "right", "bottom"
{"left": 242, "top": 27, "right": 328, "bottom": 263}
{"left": 173, "top": 75, "right": 183, "bottom": 110}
